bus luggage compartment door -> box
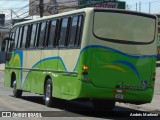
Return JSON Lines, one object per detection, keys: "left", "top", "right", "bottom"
{"left": 90, "top": 50, "right": 153, "bottom": 89}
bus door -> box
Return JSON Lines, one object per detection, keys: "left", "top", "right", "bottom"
{"left": 18, "top": 25, "right": 30, "bottom": 91}
{"left": 25, "top": 23, "right": 42, "bottom": 93}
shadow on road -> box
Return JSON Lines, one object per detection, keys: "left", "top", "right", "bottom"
{"left": 20, "top": 96, "right": 44, "bottom": 105}
{"left": 10, "top": 95, "right": 159, "bottom": 119}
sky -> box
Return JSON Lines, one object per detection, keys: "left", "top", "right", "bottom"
{"left": 0, "top": 0, "right": 28, "bottom": 11}
{"left": 119, "top": 0, "right": 160, "bottom": 14}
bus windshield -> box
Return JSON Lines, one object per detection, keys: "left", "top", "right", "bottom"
{"left": 93, "top": 11, "right": 156, "bottom": 43}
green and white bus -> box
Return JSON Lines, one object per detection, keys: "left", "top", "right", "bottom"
{"left": 0, "top": 8, "right": 157, "bottom": 110}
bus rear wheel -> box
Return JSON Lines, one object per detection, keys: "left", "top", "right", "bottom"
{"left": 92, "top": 100, "right": 115, "bottom": 111}
{"left": 12, "top": 80, "right": 23, "bottom": 98}
{"left": 44, "top": 79, "right": 54, "bottom": 107}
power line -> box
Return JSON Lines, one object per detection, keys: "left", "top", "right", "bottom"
{"left": 3, "top": 2, "right": 76, "bottom": 23}
{"left": 5, "top": 5, "right": 37, "bottom": 21}
{"left": 0, "top": 1, "right": 27, "bottom": 10}
{"left": 0, "top": 0, "right": 29, "bottom": 11}
{"left": 15, "top": 0, "right": 36, "bottom": 13}
{"left": 0, "top": 0, "right": 9, "bottom": 8}
{"left": 2, "top": 0, "right": 36, "bottom": 20}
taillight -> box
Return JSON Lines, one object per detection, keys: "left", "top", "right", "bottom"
{"left": 113, "top": 89, "right": 127, "bottom": 93}
{"left": 82, "top": 65, "right": 88, "bottom": 70}
{"left": 81, "top": 65, "right": 90, "bottom": 82}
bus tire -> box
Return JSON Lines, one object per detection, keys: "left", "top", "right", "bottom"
{"left": 12, "top": 80, "right": 23, "bottom": 98}
{"left": 44, "top": 79, "right": 54, "bottom": 107}
{"left": 92, "top": 100, "right": 115, "bottom": 111}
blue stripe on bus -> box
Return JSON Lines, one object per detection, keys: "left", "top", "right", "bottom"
{"left": 73, "top": 45, "right": 156, "bottom": 71}
{"left": 81, "top": 45, "right": 157, "bottom": 58}
{"left": 24, "top": 56, "right": 67, "bottom": 83}
{"left": 31, "top": 56, "right": 67, "bottom": 71}
{"left": 113, "top": 60, "right": 141, "bottom": 80}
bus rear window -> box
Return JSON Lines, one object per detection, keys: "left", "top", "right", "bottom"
{"left": 93, "top": 11, "right": 156, "bottom": 44}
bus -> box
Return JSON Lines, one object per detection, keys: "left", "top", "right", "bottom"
{"left": 0, "top": 8, "right": 157, "bottom": 110}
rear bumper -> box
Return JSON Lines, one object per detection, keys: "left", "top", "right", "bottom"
{"left": 77, "top": 81, "right": 154, "bottom": 104}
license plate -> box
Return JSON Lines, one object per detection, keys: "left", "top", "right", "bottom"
{"left": 115, "top": 94, "right": 123, "bottom": 99}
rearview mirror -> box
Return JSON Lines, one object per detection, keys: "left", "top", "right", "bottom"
{"left": 1, "top": 40, "right": 6, "bottom": 52}
{"left": 0, "top": 51, "right": 6, "bottom": 64}
{"left": 0, "top": 37, "right": 14, "bottom": 63}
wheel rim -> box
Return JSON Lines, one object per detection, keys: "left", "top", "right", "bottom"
{"left": 45, "top": 84, "right": 51, "bottom": 102}
{"left": 13, "top": 80, "right": 16, "bottom": 95}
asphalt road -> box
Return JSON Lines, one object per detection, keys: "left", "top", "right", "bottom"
{"left": 0, "top": 65, "right": 160, "bottom": 119}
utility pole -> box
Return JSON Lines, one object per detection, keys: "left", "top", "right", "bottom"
{"left": 126, "top": 4, "right": 129, "bottom": 10}
{"left": 10, "top": 10, "right": 19, "bottom": 27}
{"left": 39, "top": 0, "right": 44, "bottom": 17}
{"left": 136, "top": 3, "right": 137, "bottom": 11}
{"left": 10, "top": 10, "right": 12, "bottom": 23}
{"left": 149, "top": 2, "right": 151, "bottom": 13}
{"left": 77, "top": 0, "right": 80, "bottom": 9}
{"left": 139, "top": 2, "right": 141, "bottom": 12}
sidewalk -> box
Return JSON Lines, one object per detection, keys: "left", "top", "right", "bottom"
{"left": 155, "top": 67, "right": 160, "bottom": 95}
{"left": 117, "top": 94, "right": 160, "bottom": 114}
{"left": 137, "top": 94, "right": 160, "bottom": 112}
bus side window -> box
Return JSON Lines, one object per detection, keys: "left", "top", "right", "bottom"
{"left": 6, "top": 33, "right": 13, "bottom": 52}
{"left": 38, "top": 21, "right": 47, "bottom": 48}
{"left": 43, "top": 21, "right": 50, "bottom": 47}
{"left": 47, "top": 20, "right": 57, "bottom": 47}
{"left": 17, "top": 26, "right": 24, "bottom": 49}
{"left": 35, "top": 23, "right": 40, "bottom": 48}
{"left": 8, "top": 28, "right": 16, "bottom": 52}
{"left": 75, "top": 15, "right": 84, "bottom": 47}
{"left": 68, "top": 15, "right": 78, "bottom": 47}
{"left": 21, "top": 25, "right": 28, "bottom": 48}
{"left": 14, "top": 27, "right": 20, "bottom": 49}
{"left": 59, "top": 18, "right": 69, "bottom": 47}
{"left": 11, "top": 27, "right": 16, "bottom": 40}
{"left": 29, "top": 24, "right": 37, "bottom": 48}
